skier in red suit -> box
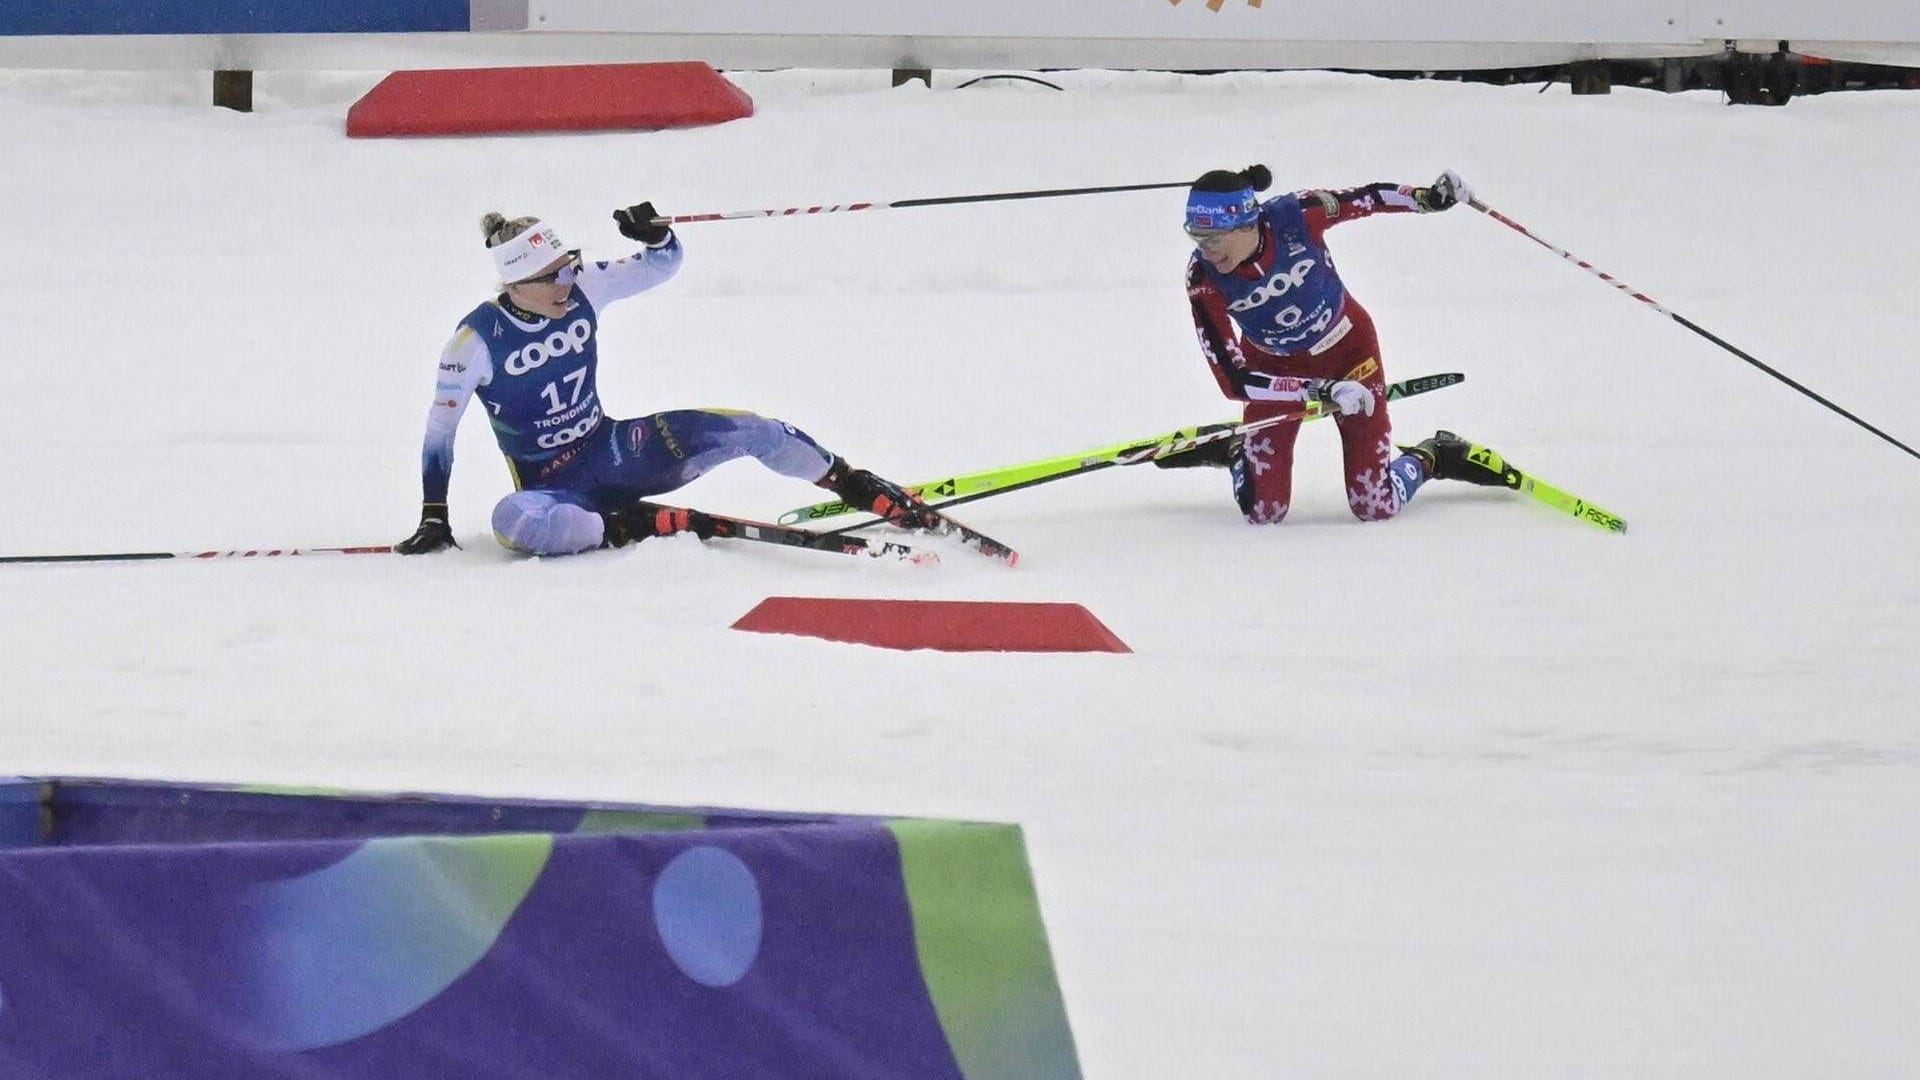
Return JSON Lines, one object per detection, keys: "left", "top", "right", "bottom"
{"left": 1179, "top": 164, "right": 1502, "bottom": 523}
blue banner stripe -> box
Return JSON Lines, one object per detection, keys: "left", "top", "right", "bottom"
{"left": 0, "top": 782, "right": 43, "bottom": 849}
{"left": 2, "top": 1, "right": 470, "bottom": 35}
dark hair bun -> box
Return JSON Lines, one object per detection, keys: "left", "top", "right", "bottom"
{"left": 1241, "top": 164, "right": 1273, "bottom": 192}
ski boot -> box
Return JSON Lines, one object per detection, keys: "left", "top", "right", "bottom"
{"left": 818, "top": 457, "right": 939, "bottom": 529}
{"left": 602, "top": 500, "right": 716, "bottom": 547}
{"left": 1404, "top": 431, "right": 1520, "bottom": 488}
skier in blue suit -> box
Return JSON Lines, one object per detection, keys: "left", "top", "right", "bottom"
{"left": 397, "top": 204, "right": 930, "bottom": 556}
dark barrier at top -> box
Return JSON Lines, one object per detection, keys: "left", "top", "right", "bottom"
{"left": 1, "top": 0, "right": 469, "bottom": 35}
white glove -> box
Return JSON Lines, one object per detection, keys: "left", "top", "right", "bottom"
{"left": 1325, "top": 380, "right": 1376, "bottom": 417}
{"left": 1416, "top": 170, "right": 1472, "bottom": 212}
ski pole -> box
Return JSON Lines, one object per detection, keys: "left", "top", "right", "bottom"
{"left": 0, "top": 545, "right": 394, "bottom": 565}
{"left": 656, "top": 179, "right": 1193, "bottom": 226}
{"left": 3, "top": 515, "right": 936, "bottom": 566}
{"left": 1466, "top": 197, "right": 1920, "bottom": 464}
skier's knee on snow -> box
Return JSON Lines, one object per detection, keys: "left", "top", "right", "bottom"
{"left": 1347, "top": 483, "right": 1402, "bottom": 522}
{"left": 1232, "top": 454, "right": 1289, "bottom": 524}
{"left": 491, "top": 490, "right": 604, "bottom": 555}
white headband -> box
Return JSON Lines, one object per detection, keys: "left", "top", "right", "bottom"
{"left": 490, "top": 221, "right": 569, "bottom": 284}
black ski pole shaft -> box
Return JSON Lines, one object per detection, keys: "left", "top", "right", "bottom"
{"left": 662, "top": 180, "right": 1193, "bottom": 226}
{"left": 1468, "top": 197, "right": 1920, "bottom": 464}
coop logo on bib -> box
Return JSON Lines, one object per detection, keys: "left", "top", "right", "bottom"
{"left": 1227, "top": 259, "right": 1316, "bottom": 313}
{"left": 503, "top": 319, "right": 592, "bottom": 376}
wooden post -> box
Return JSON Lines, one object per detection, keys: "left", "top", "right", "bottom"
{"left": 1569, "top": 61, "right": 1611, "bottom": 95}
{"left": 213, "top": 70, "right": 253, "bottom": 112}
{"left": 1662, "top": 58, "right": 1686, "bottom": 93}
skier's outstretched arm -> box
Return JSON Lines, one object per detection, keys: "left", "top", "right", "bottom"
{"left": 1297, "top": 170, "right": 1472, "bottom": 230}
{"left": 396, "top": 327, "right": 489, "bottom": 555}
{"left": 574, "top": 201, "right": 685, "bottom": 309}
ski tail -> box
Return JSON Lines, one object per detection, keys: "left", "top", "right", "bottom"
{"left": 1460, "top": 443, "right": 1627, "bottom": 534}
{"left": 915, "top": 511, "right": 1020, "bottom": 566}
{"left": 1386, "top": 371, "right": 1465, "bottom": 400}
{"left": 698, "top": 511, "right": 938, "bottom": 563}
{"left": 826, "top": 503, "right": 1019, "bottom": 565}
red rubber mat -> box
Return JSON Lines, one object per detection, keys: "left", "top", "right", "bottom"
{"left": 732, "top": 597, "right": 1133, "bottom": 654}
{"left": 347, "top": 60, "right": 753, "bottom": 137}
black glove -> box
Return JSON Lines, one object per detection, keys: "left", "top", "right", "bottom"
{"left": 602, "top": 501, "right": 717, "bottom": 548}
{"left": 613, "top": 202, "right": 672, "bottom": 246}
{"left": 1411, "top": 169, "right": 1470, "bottom": 213}
{"left": 396, "top": 502, "right": 458, "bottom": 555}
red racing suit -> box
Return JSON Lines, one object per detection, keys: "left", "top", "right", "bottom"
{"left": 1186, "top": 183, "right": 1427, "bottom": 524}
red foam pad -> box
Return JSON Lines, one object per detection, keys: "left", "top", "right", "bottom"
{"left": 346, "top": 61, "right": 753, "bottom": 138}
{"left": 732, "top": 597, "right": 1132, "bottom": 654}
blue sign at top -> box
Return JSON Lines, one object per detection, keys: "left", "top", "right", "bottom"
{"left": 0, "top": 781, "right": 42, "bottom": 849}
{"left": 3, "top": 0, "right": 470, "bottom": 35}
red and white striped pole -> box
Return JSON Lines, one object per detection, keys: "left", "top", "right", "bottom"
{"left": 1467, "top": 197, "right": 1919, "bottom": 464}
{"left": 1, "top": 545, "right": 393, "bottom": 565}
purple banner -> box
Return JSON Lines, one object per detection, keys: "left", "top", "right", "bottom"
{"left": 0, "top": 779, "right": 1081, "bottom": 1080}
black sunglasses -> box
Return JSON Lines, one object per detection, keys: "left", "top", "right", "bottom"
{"left": 518, "top": 250, "right": 583, "bottom": 286}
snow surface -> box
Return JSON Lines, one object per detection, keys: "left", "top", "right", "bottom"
{"left": 3, "top": 67, "right": 1918, "bottom": 1077}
